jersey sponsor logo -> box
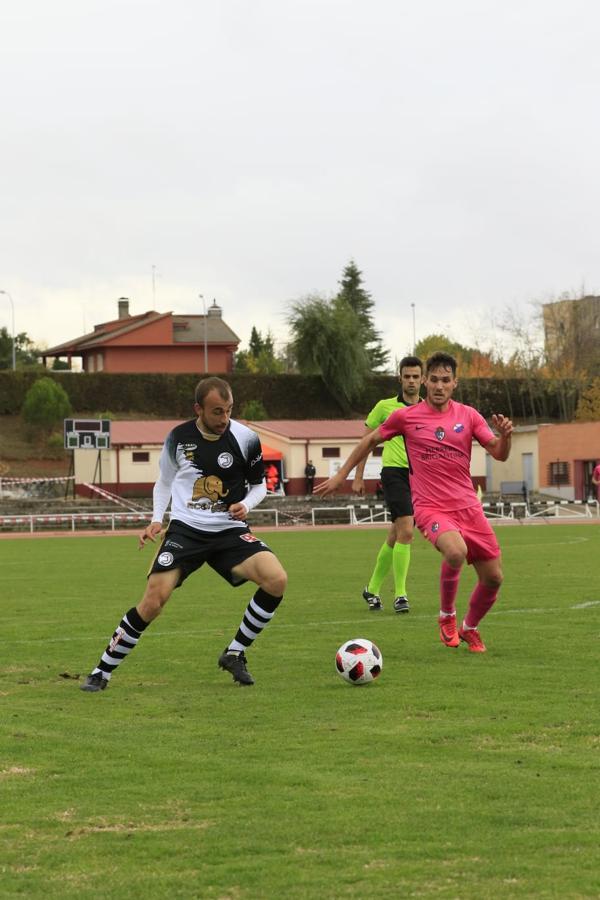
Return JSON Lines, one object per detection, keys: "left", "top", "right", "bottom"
{"left": 435, "top": 428, "right": 445, "bottom": 441}
{"left": 217, "top": 452, "right": 234, "bottom": 468}
{"left": 240, "top": 533, "right": 259, "bottom": 543}
{"left": 250, "top": 452, "right": 263, "bottom": 466}
{"left": 164, "top": 540, "right": 183, "bottom": 549}
{"left": 158, "top": 551, "right": 174, "bottom": 566}
{"left": 192, "top": 475, "right": 229, "bottom": 503}
{"left": 180, "top": 442, "right": 198, "bottom": 461}
{"left": 453, "top": 423, "right": 464, "bottom": 433}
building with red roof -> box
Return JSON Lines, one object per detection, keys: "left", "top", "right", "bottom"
{"left": 43, "top": 298, "right": 240, "bottom": 374}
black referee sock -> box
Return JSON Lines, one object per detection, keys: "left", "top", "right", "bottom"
{"left": 91, "top": 606, "right": 149, "bottom": 681}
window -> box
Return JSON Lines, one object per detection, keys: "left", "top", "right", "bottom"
{"left": 132, "top": 451, "right": 150, "bottom": 463}
{"left": 548, "top": 461, "right": 570, "bottom": 486}
{"left": 322, "top": 447, "right": 340, "bottom": 458}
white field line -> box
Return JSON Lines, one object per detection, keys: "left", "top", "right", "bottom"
{"left": 7, "top": 600, "right": 600, "bottom": 645}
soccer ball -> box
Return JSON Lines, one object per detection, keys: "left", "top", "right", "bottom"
{"left": 335, "top": 638, "right": 383, "bottom": 685}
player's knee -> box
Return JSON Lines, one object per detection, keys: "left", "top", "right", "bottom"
{"left": 395, "top": 526, "right": 413, "bottom": 544}
{"left": 445, "top": 549, "right": 467, "bottom": 569}
{"left": 262, "top": 563, "right": 288, "bottom": 597}
{"left": 483, "top": 570, "right": 503, "bottom": 590}
{"left": 139, "top": 583, "right": 172, "bottom": 619}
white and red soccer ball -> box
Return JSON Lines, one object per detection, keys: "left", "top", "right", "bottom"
{"left": 335, "top": 638, "right": 383, "bottom": 685}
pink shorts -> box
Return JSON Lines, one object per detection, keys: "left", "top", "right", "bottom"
{"left": 416, "top": 504, "right": 500, "bottom": 564}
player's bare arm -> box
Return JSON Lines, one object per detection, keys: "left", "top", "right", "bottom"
{"left": 351, "top": 426, "right": 374, "bottom": 495}
{"left": 314, "top": 429, "right": 383, "bottom": 497}
{"left": 486, "top": 414, "right": 514, "bottom": 462}
{"left": 138, "top": 521, "right": 163, "bottom": 550}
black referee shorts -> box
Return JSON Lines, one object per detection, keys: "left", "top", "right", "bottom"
{"left": 148, "top": 519, "right": 273, "bottom": 588}
{"left": 380, "top": 467, "right": 413, "bottom": 520}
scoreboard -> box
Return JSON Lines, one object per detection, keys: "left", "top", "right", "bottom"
{"left": 64, "top": 419, "right": 111, "bottom": 450}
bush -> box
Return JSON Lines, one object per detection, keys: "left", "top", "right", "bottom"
{"left": 22, "top": 377, "right": 71, "bottom": 439}
{"left": 239, "top": 399, "right": 268, "bottom": 420}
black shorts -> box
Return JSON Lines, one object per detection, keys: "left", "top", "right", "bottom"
{"left": 148, "top": 519, "right": 273, "bottom": 588}
{"left": 380, "top": 467, "right": 413, "bottom": 520}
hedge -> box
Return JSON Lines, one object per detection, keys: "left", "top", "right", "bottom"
{"left": 0, "top": 370, "right": 586, "bottom": 422}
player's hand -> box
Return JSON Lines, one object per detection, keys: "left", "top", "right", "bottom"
{"left": 138, "top": 521, "right": 163, "bottom": 550}
{"left": 313, "top": 473, "right": 344, "bottom": 497}
{"left": 352, "top": 477, "right": 365, "bottom": 496}
{"left": 491, "top": 414, "right": 513, "bottom": 437}
{"left": 228, "top": 502, "right": 248, "bottom": 521}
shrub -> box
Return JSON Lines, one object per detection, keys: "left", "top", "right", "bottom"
{"left": 22, "top": 377, "right": 71, "bottom": 439}
{"left": 239, "top": 399, "right": 268, "bottom": 420}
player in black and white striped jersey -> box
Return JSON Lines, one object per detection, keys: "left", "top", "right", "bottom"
{"left": 80, "top": 377, "right": 287, "bottom": 691}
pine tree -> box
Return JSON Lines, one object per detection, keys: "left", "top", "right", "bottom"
{"left": 336, "top": 260, "right": 389, "bottom": 370}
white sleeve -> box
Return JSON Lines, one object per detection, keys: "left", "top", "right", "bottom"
{"left": 240, "top": 479, "right": 267, "bottom": 514}
{"left": 151, "top": 440, "right": 177, "bottom": 523}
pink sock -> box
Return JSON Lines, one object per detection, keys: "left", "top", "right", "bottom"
{"left": 440, "top": 561, "right": 461, "bottom": 616}
{"left": 464, "top": 582, "right": 499, "bottom": 628}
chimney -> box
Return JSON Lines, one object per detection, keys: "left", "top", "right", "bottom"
{"left": 118, "top": 297, "right": 130, "bottom": 319}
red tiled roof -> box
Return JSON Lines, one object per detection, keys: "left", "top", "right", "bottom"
{"left": 111, "top": 420, "right": 182, "bottom": 445}
{"left": 248, "top": 419, "right": 366, "bottom": 440}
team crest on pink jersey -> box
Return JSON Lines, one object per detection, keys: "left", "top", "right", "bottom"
{"left": 453, "top": 423, "right": 464, "bottom": 433}
{"left": 435, "top": 428, "right": 445, "bottom": 441}
{"left": 431, "top": 522, "right": 439, "bottom": 532}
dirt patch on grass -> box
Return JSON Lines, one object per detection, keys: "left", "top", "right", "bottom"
{"left": 66, "top": 819, "right": 213, "bottom": 838}
{"left": 0, "top": 766, "right": 35, "bottom": 778}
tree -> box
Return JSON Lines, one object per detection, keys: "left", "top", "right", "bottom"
{"left": 287, "top": 294, "right": 370, "bottom": 412}
{"left": 22, "top": 377, "right": 71, "bottom": 439}
{"left": 0, "top": 327, "right": 42, "bottom": 369}
{"left": 575, "top": 378, "right": 600, "bottom": 422}
{"left": 336, "top": 260, "right": 389, "bottom": 370}
{"left": 234, "top": 327, "right": 284, "bottom": 374}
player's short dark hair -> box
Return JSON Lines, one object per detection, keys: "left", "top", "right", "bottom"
{"left": 426, "top": 351, "right": 457, "bottom": 376}
{"left": 399, "top": 355, "right": 423, "bottom": 373}
{"left": 195, "top": 376, "right": 233, "bottom": 405}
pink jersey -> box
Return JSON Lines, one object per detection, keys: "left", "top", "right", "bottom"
{"left": 379, "top": 399, "right": 495, "bottom": 512}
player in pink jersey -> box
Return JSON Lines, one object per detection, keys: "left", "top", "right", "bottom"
{"left": 315, "top": 351, "right": 513, "bottom": 653}
{"left": 592, "top": 462, "right": 600, "bottom": 501}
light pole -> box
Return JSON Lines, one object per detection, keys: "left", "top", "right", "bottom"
{"left": 0, "top": 290, "right": 16, "bottom": 370}
{"left": 199, "top": 294, "right": 208, "bottom": 373}
{"left": 411, "top": 302, "right": 416, "bottom": 354}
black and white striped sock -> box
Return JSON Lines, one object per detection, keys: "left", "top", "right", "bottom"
{"left": 227, "top": 588, "right": 283, "bottom": 653}
{"left": 92, "top": 607, "right": 149, "bottom": 681}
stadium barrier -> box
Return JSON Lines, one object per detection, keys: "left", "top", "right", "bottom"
{"left": 483, "top": 499, "right": 599, "bottom": 521}
{"left": 350, "top": 503, "right": 391, "bottom": 525}
{"left": 0, "top": 512, "right": 149, "bottom": 533}
{"left": 311, "top": 506, "right": 354, "bottom": 526}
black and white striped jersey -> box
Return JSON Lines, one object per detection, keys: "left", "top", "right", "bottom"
{"left": 152, "top": 418, "right": 266, "bottom": 532}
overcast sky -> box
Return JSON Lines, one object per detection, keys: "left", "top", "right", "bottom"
{"left": 1, "top": 0, "right": 599, "bottom": 364}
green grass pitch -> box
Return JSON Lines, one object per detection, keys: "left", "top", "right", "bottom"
{"left": 2, "top": 524, "right": 600, "bottom": 898}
